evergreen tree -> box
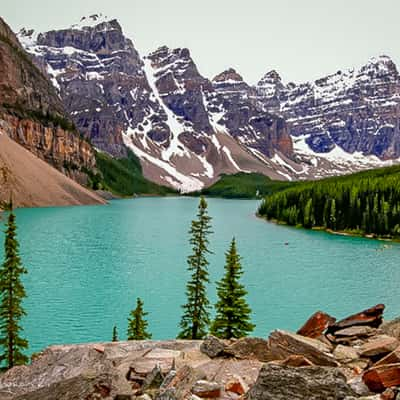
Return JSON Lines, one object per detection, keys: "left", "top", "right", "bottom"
{"left": 0, "top": 211, "right": 28, "bottom": 369}
{"left": 210, "top": 238, "right": 255, "bottom": 339}
{"left": 178, "top": 197, "right": 213, "bottom": 339}
{"left": 112, "top": 325, "right": 118, "bottom": 342}
{"left": 127, "top": 298, "right": 152, "bottom": 340}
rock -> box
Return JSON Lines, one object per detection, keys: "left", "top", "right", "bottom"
{"left": 381, "top": 318, "right": 400, "bottom": 340}
{"left": 381, "top": 388, "right": 397, "bottom": 400}
{"left": 13, "top": 373, "right": 121, "bottom": 400}
{"left": 93, "top": 343, "right": 105, "bottom": 353}
{"left": 327, "top": 305, "right": 385, "bottom": 334}
{"left": 136, "top": 395, "right": 152, "bottom": 400}
{"left": 348, "top": 375, "right": 372, "bottom": 396}
{"left": 278, "top": 354, "right": 314, "bottom": 367}
{"left": 363, "top": 363, "right": 400, "bottom": 392}
{"left": 297, "top": 311, "right": 336, "bottom": 338}
{"left": 268, "top": 330, "right": 338, "bottom": 367}
{"left": 360, "top": 336, "right": 399, "bottom": 357}
{"left": 374, "top": 346, "right": 400, "bottom": 367}
{"left": 346, "top": 358, "right": 370, "bottom": 372}
{"left": 333, "top": 345, "right": 360, "bottom": 363}
{"left": 200, "top": 336, "right": 228, "bottom": 358}
{"left": 246, "top": 364, "right": 356, "bottom": 400}
{"left": 191, "top": 380, "right": 222, "bottom": 398}
{"left": 225, "top": 337, "right": 272, "bottom": 362}
{"left": 225, "top": 376, "right": 248, "bottom": 395}
{"left": 142, "top": 364, "right": 165, "bottom": 392}
{"left": 334, "top": 326, "right": 378, "bottom": 338}
{"left": 156, "top": 365, "right": 206, "bottom": 400}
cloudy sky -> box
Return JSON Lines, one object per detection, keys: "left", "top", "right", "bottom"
{"left": 2, "top": 0, "right": 398, "bottom": 84}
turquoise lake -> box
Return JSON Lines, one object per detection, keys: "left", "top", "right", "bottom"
{"left": 0, "top": 197, "right": 399, "bottom": 354}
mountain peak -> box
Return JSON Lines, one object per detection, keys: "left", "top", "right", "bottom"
{"left": 212, "top": 68, "right": 243, "bottom": 83}
{"left": 70, "top": 13, "right": 119, "bottom": 30}
{"left": 258, "top": 70, "right": 282, "bottom": 86}
{"left": 359, "top": 54, "right": 398, "bottom": 79}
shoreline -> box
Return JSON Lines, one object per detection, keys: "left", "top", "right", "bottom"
{"left": 256, "top": 213, "right": 400, "bottom": 242}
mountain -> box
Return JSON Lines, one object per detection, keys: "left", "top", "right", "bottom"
{"left": 17, "top": 15, "right": 400, "bottom": 191}
{"left": 18, "top": 15, "right": 301, "bottom": 192}
{"left": 256, "top": 56, "right": 400, "bottom": 178}
{"left": 0, "top": 16, "right": 96, "bottom": 186}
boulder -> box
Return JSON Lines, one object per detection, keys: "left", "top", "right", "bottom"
{"left": 334, "top": 326, "right": 378, "bottom": 338}
{"left": 381, "top": 318, "right": 400, "bottom": 340}
{"left": 333, "top": 345, "right": 360, "bottom": 363}
{"left": 225, "top": 337, "right": 272, "bottom": 362}
{"left": 246, "top": 364, "right": 356, "bottom": 400}
{"left": 268, "top": 330, "right": 338, "bottom": 367}
{"left": 327, "top": 304, "right": 385, "bottom": 334}
{"left": 347, "top": 375, "right": 372, "bottom": 396}
{"left": 13, "top": 373, "right": 123, "bottom": 400}
{"left": 360, "top": 336, "right": 399, "bottom": 358}
{"left": 200, "top": 336, "right": 228, "bottom": 358}
{"left": 362, "top": 363, "right": 400, "bottom": 392}
{"left": 374, "top": 346, "right": 400, "bottom": 367}
{"left": 191, "top": 380, "right": 222, "bottom": 398}
{"left": 297, "top": 311, "right": 336, "bottom": 338}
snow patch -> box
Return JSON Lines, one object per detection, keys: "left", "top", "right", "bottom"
{"left": 122, "top": 133, "right": 203, "bottom": 192}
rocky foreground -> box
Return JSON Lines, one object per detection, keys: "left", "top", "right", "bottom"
{"left": 1, "top": 304, "right": 400, "bottom": 399}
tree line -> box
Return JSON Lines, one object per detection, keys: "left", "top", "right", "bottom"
{"left": 0, "top": 197, "right": 255, "bottom": 369}
{"left": 258, "top": 165, "right": 400, "bottom": 237}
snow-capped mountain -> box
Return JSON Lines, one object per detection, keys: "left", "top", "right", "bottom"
{"left": 17, "top": 15, "right": 400, "bottom": 190}
{"left": 256, "top": 56, "right": 400, "bottom": 177}
{"left": 18, "top": 15, "right": 295, "bottom": 191}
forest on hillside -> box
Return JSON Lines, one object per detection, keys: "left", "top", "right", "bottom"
{"left": 258, "top": 165, "right": 400, "bottom": 238}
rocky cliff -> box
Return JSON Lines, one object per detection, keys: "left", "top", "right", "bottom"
{"left": 0, "top": 16, "right": 96, "bottom": 185}
{"left": 1, "top": 304, "right": 399, "bottom": 399}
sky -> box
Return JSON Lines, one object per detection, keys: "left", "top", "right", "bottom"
{"left": 2, "top": 0, "right": 399, "bottom": 84}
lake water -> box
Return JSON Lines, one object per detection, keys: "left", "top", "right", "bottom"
{"left": 0, "top": 197, "right": 399, "bottom": 354}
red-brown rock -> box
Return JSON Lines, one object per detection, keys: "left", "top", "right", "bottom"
{"left": 225, "top": 376, "right": 248, "bottom": 395}
{"left": 327, "top": 304, "right": 385, "bottom": 334}
{"left": 362, "top": 363, "right": 400, "bottom": 392}
{"left": 297, "top": 311, "right": 336, "bottom": 338}
{"left": 374, "top": 346, "right": 400, "bottom": 367}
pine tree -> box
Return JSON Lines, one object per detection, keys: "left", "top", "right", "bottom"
{"left": 0, "top": 211, "right": 28, "bottom": 369}
{"left": 178, "top": 197, "right": 213, "bottom": 339}
{"left": 211, "top": 238, "right": 255, "bottom": 339}
{"left": 127, "top": 298, "right": 152, "bottom": 340}
{"left": 112, "top": 325, "right": 118, "bottom": 342}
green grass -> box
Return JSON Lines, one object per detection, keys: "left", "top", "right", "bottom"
{"left": 198, "top": 172, "right": 295, "bottom": 199}
{"left": 93, "top": 149, "right": 176, "bottom": 196}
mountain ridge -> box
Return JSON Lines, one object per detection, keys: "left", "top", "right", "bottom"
{"left": 16, "top": 15, "right": 400, "bottom": 191}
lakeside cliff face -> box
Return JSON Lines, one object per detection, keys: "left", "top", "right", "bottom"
{"left": 0, "top": 16, "right": 96, "bottom": 185}
{"left": 1, "top": 304, "right": 399, "bottom": 399}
